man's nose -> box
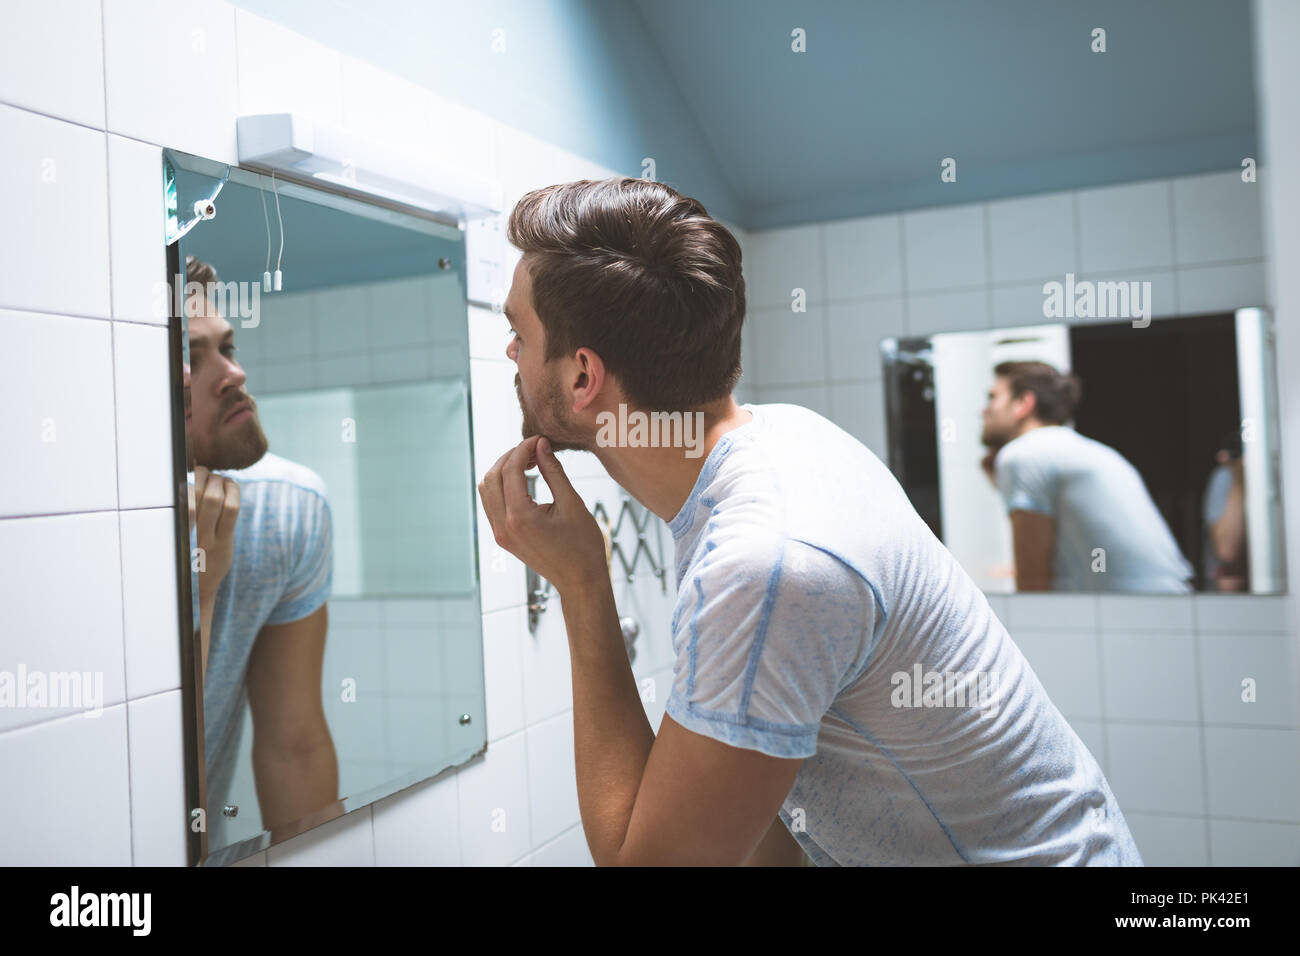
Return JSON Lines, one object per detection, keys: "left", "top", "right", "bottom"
{"left": 221, "top": 356, "right": 247, "bottom": 391}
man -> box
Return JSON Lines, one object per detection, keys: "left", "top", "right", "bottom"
{"left": 980, "top": 360, "right": 1194, "bottom": 593}
{"left": 183, "top": 255, "right": 341, "bottom": 850}
{"left": 1203, "top": 436, "right": 1249, "bottom": 591}
{"left": 478, "top": 177, "right": 1142, "bottom": 866}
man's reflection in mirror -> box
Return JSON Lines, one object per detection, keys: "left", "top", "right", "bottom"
{"left": 1203, "top": 429, "right": 1249, "bottom": 591}
{"left": 978, "top": 360, "right": 1194, "bottom": 593}
{"left": 183, "top": 255, "right": 343, "bottom": 846}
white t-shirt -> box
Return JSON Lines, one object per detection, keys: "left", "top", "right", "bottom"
{"left": 994, "top": 425, "right": 1194, "bottom": 592}
{"left": 194, "top": 452, "right": 333, "bottom": 851}
{"left": 666, "top": 403, "right": 1142, "bottom": 866}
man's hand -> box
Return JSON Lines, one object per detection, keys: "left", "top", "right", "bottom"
{"left": 192, "top": 465, "right": 240, "bottom": 601}
{"left": 980, "top": 449, "right": 999, "bottom": 489}
{"left": 477, "top": 435, "right": 607, "bottom": 596}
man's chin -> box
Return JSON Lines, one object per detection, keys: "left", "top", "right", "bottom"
{"left": 519, "top": 422, "right": 586, "bottom": 454}
{"left": 196, "top": 424, "right": 269, "bottom": 471}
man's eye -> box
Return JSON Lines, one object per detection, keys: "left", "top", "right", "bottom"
{"left": 221, "top": 345, "right": 237, "bottom": 358}
{"left": 506, "top": 327, "right": 520, "bottom": 343}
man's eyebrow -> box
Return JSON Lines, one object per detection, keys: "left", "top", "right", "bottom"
{"left": 188, "top": 328, "right": 233, "bottom": 349}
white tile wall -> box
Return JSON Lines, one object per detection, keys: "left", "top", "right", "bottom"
{"left": 127, "top": 690, "right": 188, "bottom": 866}
{"left": 1077, "top": 179, "right": 1175, "bottom": 273}
{"left": 902, "top": 202, "right": 987, "bottom": 292}
{"left": 102, "top": 0, "right": 239, "bottom": 165}
{"left": 0, "top": 310, "right": 117, "bottom": 516}
{"left": 0, "top": 0, "right": 105, "bottom": 128}
{"left": 107, "top": 135, "right": 169, "bottom": 324}
{"left": 823, "top": 214, "right": 904, "bottom": 300}
{"left": 234, "top": 9, "right": 344, "bottom": 127}
{"left": 0, "top": 512, "right": 126, "bottom": 734}
{"left": 0, "top": 707, "right": 132, "bottom": 865}
{"left": 0, "top": 104, "right": 111, "bottom": 319}
{"left": 119, "top": 508, "right": 182, "bottom": 699}
{"left": 746, "top": 168, "right": 1297, "bottom": 866}
{"left": 113, "top": 321, "right": 174, "bottom": 509}
{"left": 0, "top": 0, "right": 668, "bottom": 870}
{"left": 1173, "top": 170, "right": 1264, "bottom": 265}
{"left": 987, "top": 191, "right": 1077, "bottom": 284}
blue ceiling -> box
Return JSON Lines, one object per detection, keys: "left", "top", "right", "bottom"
{"left": 232, "top": 0, "right": 1256, "bottom": 230}
{"left": 630, "top": 0, "right": 1258, "bottom": 227}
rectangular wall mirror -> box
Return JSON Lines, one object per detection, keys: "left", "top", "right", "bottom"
{"left": 162, "top": 148, "right": 486, "bottom": 866}
{"left": 881, "top": 309, "right": 1287, "bottom": 595}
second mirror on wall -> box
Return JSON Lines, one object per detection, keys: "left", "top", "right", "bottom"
{"left": 881, "top": 308, "right": 1286, "bottom": 595}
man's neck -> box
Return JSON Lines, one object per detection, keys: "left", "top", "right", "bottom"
{"left": 586, "top": 396, "right": 753, "bottom": 525}
{"left": 1012, "top": 417, "right": 1049, "bottom": 441}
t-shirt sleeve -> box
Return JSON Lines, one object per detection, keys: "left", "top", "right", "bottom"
{"left": 266, "top": 487, "right": 334, "bottom": 626}
{"left": 665, "top": 535, "right": 878, "bottom": 759}
{"left": 995, "top": 447, "right": 1056, "bottom": 515}
{"left": 1203, "top": 464, "right": 1232, "bottom": 525}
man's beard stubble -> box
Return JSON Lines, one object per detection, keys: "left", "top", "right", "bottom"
{"left": 516, "top": 370, "right": 587, "bottom": 454}
{"left": 188, "top": 393, "right": 270, "bottom": 472}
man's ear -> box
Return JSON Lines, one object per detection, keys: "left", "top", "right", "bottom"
{"left": 569, "top": 346, "right": 608, "bottom": 414}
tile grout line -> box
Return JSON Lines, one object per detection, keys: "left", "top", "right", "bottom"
{"left": 99, "top": 0, "right": 135, "bottom": 868}
{"left": 1168, "top": 180, "right": 1182, "bottom": 314}
{"left": 1093, "top": 595, "right": 1109, "bottom": 775}
{"left": 897, "top": 214, "right": 910, "bottom": 336}
{"left": 1190, "top": 598, "right": 1215, "bottom": 863}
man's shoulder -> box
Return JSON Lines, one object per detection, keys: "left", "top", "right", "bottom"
{"left": 997, "top": 426, "right": 1074, "bottom": 464}
{"left": 682, "top": 524, "right": 861, "bottom": 592}
{"left": 225, "top": 452, "right": 329, "bottom": 501}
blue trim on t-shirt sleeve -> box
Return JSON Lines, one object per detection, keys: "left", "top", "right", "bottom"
{"left": 996, "top": 453, "right": 1054, "bottom": 515}
{"left": 737, "top": 538, "right": 786, "bottom": 718}
{"left": 265, "top": 579, "right": 330, "bottom": 626}
{"left": 668, "top": 406, "right": 762, "bottom": 539}
{"left": 265, "top": 492, "right": 334, "bottom": 626}
{"left": 1004, "top": 490, "right": 1054, "bottom": 515}
{"left": 665, "top": 691, "right": 820, "bottom": 759}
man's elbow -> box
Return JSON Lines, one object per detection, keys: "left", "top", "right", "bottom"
{"left": 254, "top": 723, "right": 334, "bottom": 763}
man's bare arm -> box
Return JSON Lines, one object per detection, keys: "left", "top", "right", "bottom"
{"left": 1010, "top": 509, "right": 1055, "bottom": 591}
{"left": 742, "top": 817, "right": 807, "bottom": 866}
{"left": 245, "top": 604, "right": 340, "bottom": 833}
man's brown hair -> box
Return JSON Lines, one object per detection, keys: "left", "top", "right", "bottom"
{"left": 994, "top": 360, "right": 1082, "bottom": 425}
{"left": 505, "top": 177, "right": 745, "bottom": 410}
{"left": 186, "top": 253, "right": 218, "bottom": 287}
{"left": 185, "top": 254, "right": 219, "bottom": 312}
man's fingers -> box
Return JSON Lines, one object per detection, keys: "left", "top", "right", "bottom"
{"left": 193, "top": 465, "right": 210, "bottom": 509}
{"left": 502, "top": 437, "right": 539, "bottom": 524}
{"left": 215, "top": 478, "right": 240, "bottom": 539}
{"left": 534, "top": 437, "right": 579, "bottom": 505}
{"left": 197, "top": 474, "right": 225, "bottom": 542}
{"left": 478, "top": 461, "right": 507, "bottom": 544}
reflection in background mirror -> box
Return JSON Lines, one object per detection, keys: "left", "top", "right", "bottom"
{"left": 168, "top": 154, "right": 485, "bottom": 863}
{"left": 881, "top": 310, "right": 1285, "bottom": 594}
